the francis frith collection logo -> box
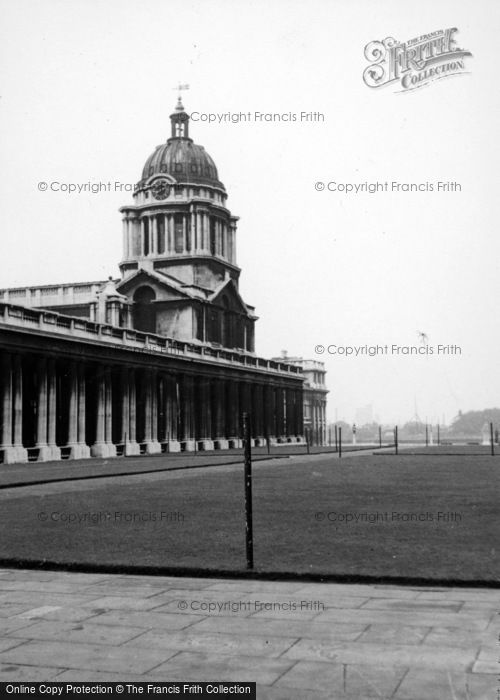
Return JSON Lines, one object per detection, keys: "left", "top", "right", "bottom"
{"left": 363, "top": 28, "right": 472, "bottom": 92}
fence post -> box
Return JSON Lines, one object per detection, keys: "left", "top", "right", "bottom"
{"left": 425, "top": 424, "right": 429, "bottom": 447}
{"left": 306, "top": 429, "right": 310, "bottom": 455}
{"left": 335, "top": 425, "right": 338, "bottom": 453}
{"left": 394, "top": 426, "right": 399, "bottom": 455}
{"left": 242, "top": 412, "right": 253, "bottom": 570}
{"left": 490, "top": 422, "right": 495, "bottom": 457}
{"left": 437, "top": 424, "right": 440, "bottom": 445}
{"left": 378, "top": 425, "right": 382, "bottom": 448}
{"left": 338, "top": 427, "right": 342, "bottom": 458}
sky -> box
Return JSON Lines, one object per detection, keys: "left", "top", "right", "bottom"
{"left": 0, "top": 0, "right": 499, "bottom": 425}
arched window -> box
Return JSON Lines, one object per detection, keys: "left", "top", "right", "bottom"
{"left": 133, "top": 286, "right": 156, "bottom": 333}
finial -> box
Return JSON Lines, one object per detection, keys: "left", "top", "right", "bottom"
{"left": 172, "top": 83, "right": 190, "bottom": 111}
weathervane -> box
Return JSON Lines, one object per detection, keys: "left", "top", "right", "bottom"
{"left": 173, "top": 83, "right": 190, "bottom": 97}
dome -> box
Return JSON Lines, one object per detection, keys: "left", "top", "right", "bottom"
{"left": 141, "top": 139, "right": 223, "bottom": 188}
{"left": 140, "top": 98, "right": 224, "bottom": 190}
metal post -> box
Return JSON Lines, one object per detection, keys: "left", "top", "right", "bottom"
{"left": 395, "top": 425, "right": 399, "bottom": 455}
{"left": 266, "top": 433, "right": 270, "bottom": 455}
{"left": 437, "top": 424, "right": 440, "bottom": 445}
{"left": 378, "top": 425, "right": 382, "bottom": 448}
{"left": 425, "top": 424, "right": 428, "bottom": 447}
{"left": 242, "top": 412, "right": 253, "bottom": 570}
{"left": 490, "top": 422, "right": 495, "bottom": 457}
{"left": 338, "top": 427, "right": 342, "bottom": 458}
{"left": 335, "top": 425, "right": 338, "bottom": 453}
{"left": 306, "top": 429, "right": 310, "bottom": 455}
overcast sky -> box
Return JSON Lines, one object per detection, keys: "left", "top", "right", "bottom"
{"left": 0, "top": 0, "right": 498, "bottom": 425}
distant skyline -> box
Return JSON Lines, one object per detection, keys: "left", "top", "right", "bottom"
{"left": 1, "top": 0, "right": 499, "bottom": 425}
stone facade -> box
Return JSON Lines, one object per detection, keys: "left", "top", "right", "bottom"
{"left": 273, "top": 355, "right": 328, "bottom": 446}
{"left": 0, "top": 101, "right": 304, "bottom": 464}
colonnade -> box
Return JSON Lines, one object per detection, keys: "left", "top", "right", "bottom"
{"left": 123, "top": 211, "right": 236, "bottom": 263}
{"left": 305, "top": 398, "right": 328, "bottom": 446}
{"left": 0, "top": 350, "right": 303, "bottom": 464}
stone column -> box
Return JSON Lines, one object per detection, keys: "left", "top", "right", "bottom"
{"left": 0, "top": 353, "right": 27, "bottom": 464}
{"left": 47, "top": 358, "right": 59, "bottom": 457}
{"left": 104, "top": 367, "right": 114, "bottom": 450}
{"left": 252, "top": 384, "right": 265, "bottom": 446}
{"left": 189, "top": 206, "right": 195, "bottom": 252}
{"left": 182, "top": 215, "right": 187, "bottom": 254}
{"left": 168, "top": 214, "right": 174, "bottom": 252}
{"left": 162, "top": 374, "right": 180, "bottom": 452}
{"left": 121, "top": 367, "right": 140, "bottom": 456}
{"left": 140, "top": 218, "right": 146, "bottom": 256}
{"left": 143, "top": 369, "right": 161, "bottom": 454}
{"left": 203, "top": 213, "right": 209, "bottom": 252}
{"left": 227, "top": 380, "right": 241, "bottom": 448}
{"left": 0, "top": 352, "right": 25, "bottom": 463}
{"left": 213, "top": 379, "right": 228, "bottom": 449}
{"left": 1, "top": 352, "right": 13, "bottom": 450}
{"left": 151, "top": 216, "right": 157, "bottom": 255}
{"left": 263, "top": 384, "right": 272, "bottom": 445}
{"left": 91, "top": 365, "right": 116, "bottom": 458}
{"left": 34, "top": 357, "right": 57, "bottom": 461}
{"left": 295, "top": 388, "right": 304, "bottom": 441}
{"left": 180, "top": 374, "right": 195, "bottom": 451}
{"left": 197, "top": 377, "right": 214, "bottom": 451}
{"left": 36, "top": 357, "right": 48, "bottom": 450}
{"left": 285, "top": 388, "right": 295, "bottom": 443}
{"left": 12, "top": 355, "right": 25, "bottom": 454}
{"left": 67, "top": 362, "right": 90, "bottom": 459}
{"left": 67, "top": 361, "right": 78, "bottom": 447}
{"left": 196, "top": 212, "right": 202, "bottom": 252}
{"left": 128, "top": 219, "right": 134, "bottom": 257}
{"left": 276, "top": 386, "right": 286, "bottom": 442}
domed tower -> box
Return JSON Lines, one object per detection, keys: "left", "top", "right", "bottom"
{"left": 116, "top": 100, "right": 257, "bottom": 352}
{"left": 119, "top": 97, "right": 238, "bottom": 286}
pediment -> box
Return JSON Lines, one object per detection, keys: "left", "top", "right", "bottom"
{"left": 210, "top": 279, "right": 252, "bottom": 315}
{"left": 116, "top": 269, "right": 192, "bottom": 302}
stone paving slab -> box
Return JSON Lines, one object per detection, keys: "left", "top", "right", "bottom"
{"left": 0, "top": 639, "right": 178, "bottom": 674}
{"left": 281, "top": 637, "right": 479, "bottom": 671}
{"left": 0, "top": 663, "right": 65, "bottom": 681}
{"left": 393, "top": 669, "right": 497, "bottom": 699}
{"left": 187, "top": 615, "right": 368, "bottom": 641}
{"left": 274, "top": 660, "right": 407, "bottom": 697}
{"left": 147, "top": 651, "right": 294, "bottom": 684}
{"left": 0, "top": 567, "right": 497, "bottom": 699}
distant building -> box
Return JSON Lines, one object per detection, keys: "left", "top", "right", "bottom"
{"left": 272, "top": 354, "right": 328, "bottom": 445}
{"left": 355, "top": 404, "right": 374, "bottom": 426}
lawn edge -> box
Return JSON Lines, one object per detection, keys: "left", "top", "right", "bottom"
{"left": 0, "top": 557, "right": 498, "bottom": 589}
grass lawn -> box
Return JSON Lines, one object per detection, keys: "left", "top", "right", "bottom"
{"left": 0, "top": 453, "right": 498, "bottom": 582}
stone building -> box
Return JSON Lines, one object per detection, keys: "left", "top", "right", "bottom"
{"left": 273, "top": 355, "right": 328, "bottom": 446}
{"left": 0, "top": 100, "right": 304, "bottom": 464}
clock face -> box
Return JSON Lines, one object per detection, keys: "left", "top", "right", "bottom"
{"left": 151, "top": 179, "right": 171, "bottom": 200}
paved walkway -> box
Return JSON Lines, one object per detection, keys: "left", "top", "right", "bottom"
{"left": 0, "top": 568, "right": 497, "bottom": 698}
